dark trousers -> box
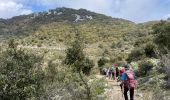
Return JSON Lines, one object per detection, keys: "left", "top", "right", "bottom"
{"left": 124, "top": 86, "right": 134, "bottom": 100}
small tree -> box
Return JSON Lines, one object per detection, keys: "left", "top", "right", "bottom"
{"left": 65, "top": 34, "right": 94, "bottom": 100}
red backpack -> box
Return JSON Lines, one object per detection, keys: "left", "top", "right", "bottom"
{"left": 124, "top": 70, "right": 136, "bottom": 89}
{"left": 119, "top": 68, "right": 125, "bottom": 76}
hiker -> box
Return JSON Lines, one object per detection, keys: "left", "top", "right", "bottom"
{"left": 111, "top": 66, "right": 115, "bottom": 80}
{"left": 115, "top": 66, "right": 119, "bottom": 80}
{"left": 106, "top": 68, "right": 110, "bottom": 77}
{"left": 109, "top": 68, "right": 112, "bottom": 79}
{"left": 120, "top": 64, "right": 135, "bottom": 100}
{"left": 117, "top": 67, "right": 125, "bottom": 81}
{"left": 112, "top": 69, "right": 115, "bottom": 80}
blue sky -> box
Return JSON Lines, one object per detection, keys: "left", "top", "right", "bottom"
{"left": 0, "top": 0, "right": 170, "bottom": 23}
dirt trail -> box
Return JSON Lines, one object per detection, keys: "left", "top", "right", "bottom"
{"left": 96, "top": 75, "right": 143, "bottom": 100}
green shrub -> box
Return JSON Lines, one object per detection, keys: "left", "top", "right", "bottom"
{"left": 82, "top": 58, "right": 95, "bottom": 76}
{"left": 144, "top": 42, "right": 156, "bottom": 58}
{"left": 65, "top": 36, "right": 85, "bottom": 66}
{"left": 98, "top": 57, "right": 109, "bottom": 74}
{"left": 127, "top": 48, "right": 145, "bottom": 63}
{"left": 134, "top": 37, "right": 151, "bottom": 47}
{"left": 111, "top": 42, "right": 116, "bottom": 48}
{"left": 0, "top": 40, "right": 45, "bottom": 99}
{"left": 137, "top": 60, "right": 154, "bottom": 77}
{"left": 103, "top": 49, "right": 109, "bottom": 55}
{"left": 91, "top": 79, "right": 106, "bottom": 96}
{"left": 152, "top": 21, "right": 170, "bottom": 50}
{"left": 37, "top": 43, "right": 42, "bottom": 47}
{"left": 117, "top": 42, "right": 123, "bottom": 48}
{"left": 98, "top": 44, "right": 103, "bottom": 49}
{"left": 98, "top": 57, "right": 108, "bottom": 68}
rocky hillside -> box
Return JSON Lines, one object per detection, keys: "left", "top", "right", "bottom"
{"left": 0, "top": 7, "right": 146, "bottom": 62}
{"left": 0, "top": 7, "right": 134, "bottom": 36}
{"left": 1, "top": 7, "right": 169, "bottom": 100}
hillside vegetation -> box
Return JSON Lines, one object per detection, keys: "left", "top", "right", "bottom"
{"left": 0, "top": 7, "right": 169, "bottom": 100}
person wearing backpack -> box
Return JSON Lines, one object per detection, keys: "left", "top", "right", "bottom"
{"left": 120, "top": 64, "right": 135, "bottom": 100}
{"left": 116, "top": 66, "right": 119, "bottom": 79}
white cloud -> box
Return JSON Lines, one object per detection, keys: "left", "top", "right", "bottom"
{"left": 115, "top": 0, "right": 159, "bottom": 22}
{"left": 0, "top": 0, "right": 32, "bottom": 19}
{"left": 163, "top": 14, "right": 170, "bottom": 20}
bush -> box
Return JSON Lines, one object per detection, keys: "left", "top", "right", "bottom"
{"left": 144, "top": 42, "right": 156, "bottom": 58}
{"left": 152, "top": 21, "right": 170, "bottom": 50}
{"left": 117, "top": 42, "right": 122, "bottom": 48}
{"left": 37, "top": 43, "right": 42, "bottom": 47}
{"left": 65, "top": 37, "right": 85, "bottom": 66}
{"left": 0, "top": 40, "right": 45, "bottom": 99}
{"left": 137, "top": 60, "right": 154, "bottom": 77}
{"left": 98, "top": 44, "right": 103, "bottom": 49}
{"left": 98, "top": 57, "right": 109, "bottom": 74}
{"left": 111, "top": 42, "right": 116, "bottom": 48}
{"left": 127, "top": 48, "right": 145, "bottom": 63}
{"left": 98, "top": 57, "right": 108, "bottom": 68}
{"left": 82, "top": 58, "right": 95, "bottom": 76}
{"left": 134, "top": 37, "right": 151, "bottom": 47}
{"left": 91, "top": 79, "right": 106, "bottom": 96}
{"left": 159, "top": 52, "right": 170, "bottom": 86}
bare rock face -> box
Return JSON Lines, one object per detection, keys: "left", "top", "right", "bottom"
{"left": 73, "top": 14, "right": 93, "bottom": 22}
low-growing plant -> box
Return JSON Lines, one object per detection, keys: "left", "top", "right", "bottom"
{"left": 111, "top": 42, "right": 116, "bottom": 48}
{"left": 127, "top": 48, "right": 145, "bottom": 63}
{"left": 82, "top": 58, "right": 95, "bottom": 76}
{"left": 98, "top": 44, "right": 103, "bottom": 49}
{"left": 98, "top": 57, "right": 108, "bottom": 68}
{"left": 144, "top": 42, "right": 156, "bottom": 58}
{"left": 137, "top": 60, "right": 154, "bottom": 77}
{"left": 91, "top": 79, "right": 107, "bottom": 96}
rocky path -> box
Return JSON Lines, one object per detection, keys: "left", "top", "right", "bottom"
{"left": 96, "top": 75, "right": 143, "bottom": 100}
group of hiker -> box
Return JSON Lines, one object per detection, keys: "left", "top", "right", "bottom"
{"left": 103, "top": 64, "right": 135, "bottom": 100}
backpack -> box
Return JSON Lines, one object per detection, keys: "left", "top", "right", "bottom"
{"left": 119, "top": 68, "right": 125, "bottom": 76}
{"left": 124, "top": 70, "right": 135, "bottom": 89}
